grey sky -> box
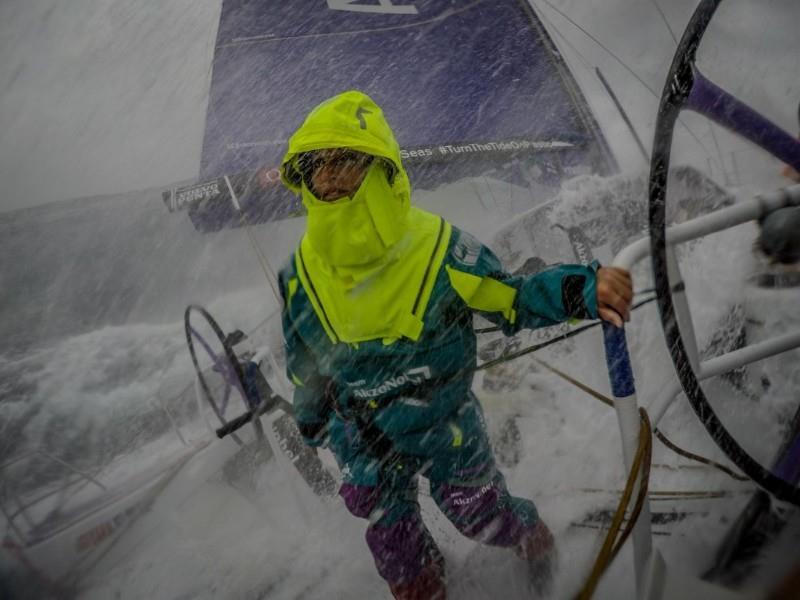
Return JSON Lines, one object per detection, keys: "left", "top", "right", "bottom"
{"left": 0, "top": 0, "right": 220, "bottom": 212}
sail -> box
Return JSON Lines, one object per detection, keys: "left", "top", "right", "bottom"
{"left": 182, "top": 0, "right": 617, "bottom": 231}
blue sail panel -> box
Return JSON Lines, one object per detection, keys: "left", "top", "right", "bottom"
{"left": 191, "top": 0, "right": 616, "bottom": 229}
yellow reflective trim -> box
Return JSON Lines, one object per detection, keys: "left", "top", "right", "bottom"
{"left": 290, "top": 372, "right": 304, "bottom": 387}
{"left": 296, "top": 209, "right": 449, "bottom": 343}
{"left": 287, "top": 277, "right": 299, "bottom": 310}
{"left": 279, "top": 91, "right": 412, "bottom": 210}
{"left": 449, "top": 423, "right": 463, "bottom": 448}
{"left": 395, "top": 312, "right": 424, "bottom": 341}
{"left": 445, "top": 266, "right": 518, "bottom": 324}
{"left": 295, "top": 249, "right": 339, "bottom": 344}
{"left": 413, "top": 219, "right": 451, "bottom": 323}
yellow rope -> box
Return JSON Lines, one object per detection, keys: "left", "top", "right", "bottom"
{"left": 531, "top": 356, "right": 613, "bottom": 407}
{"left": 608, "top": 410, "right": 653, "bottom": 562}
{"left": 576, "top": 408, "right": 652, "bottom": 600}
{"left": 577, "top": 488, "right": 749, "bottom": 500}
{"left": 525, "top": 359, "right": 749, "bottom": 598}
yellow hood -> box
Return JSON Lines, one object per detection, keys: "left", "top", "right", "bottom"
{"left": 280, "top": 90, "right": 411, "bottom": 210}
{"left": 281, "top": 92, "right": 453, "bottom": 344}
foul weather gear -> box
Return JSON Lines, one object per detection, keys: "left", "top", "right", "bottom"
{"left": 279, "top": 89, "right": 599, "bottom": 592}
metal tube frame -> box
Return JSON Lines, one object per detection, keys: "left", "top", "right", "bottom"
{"left": 602, "top": 184, "right": 800, "bottom": 592}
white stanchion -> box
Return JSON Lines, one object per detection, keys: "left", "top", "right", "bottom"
{"left": 601, "top": 184, "right": 800, "bottom": 597}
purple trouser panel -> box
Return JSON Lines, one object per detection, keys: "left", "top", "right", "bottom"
{"left": 434, "top": 474, "right": 537, "bottom": 547}
{"left": 339, "top": 482, "right": 381, "bottom": 519}
{"left": 365, "top": 515, "right": 441, "bottom": 584}
{"left": 340, "top": 474, "right": 538, "bottom": 586}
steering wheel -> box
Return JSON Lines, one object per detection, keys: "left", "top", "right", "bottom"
{"left": 184, "top": 304, "right": 253, "bottom": 445}
{"left": 648, "top": 0, "right": 800, "bottom": 505}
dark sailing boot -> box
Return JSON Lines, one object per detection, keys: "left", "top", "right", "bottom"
{"left": 388, "top": 546, "right": 446, "bottom": 600}
{"left": 515, "top": 519, "right": 556, "bottom": 596}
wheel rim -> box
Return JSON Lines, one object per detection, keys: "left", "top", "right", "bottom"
{"left": 648, "top": 0, "right": 800, "bottom": 505}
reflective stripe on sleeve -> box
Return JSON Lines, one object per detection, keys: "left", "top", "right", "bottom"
{"left": 446, "top": 266, "right": 518, "bottom": 324}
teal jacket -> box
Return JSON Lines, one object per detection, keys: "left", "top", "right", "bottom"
{"left": 279, "top": 225, "right": 599, "bottom": 458}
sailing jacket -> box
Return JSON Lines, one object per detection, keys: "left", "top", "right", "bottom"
{"left": 279, "top": 222, "right": 599, "bottom": 457}
{"left": 277, "top": 90, "right": 599, "bottom": 458}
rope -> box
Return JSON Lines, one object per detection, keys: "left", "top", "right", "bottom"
{"left": 533, "top": 0, "right": 719, "bottom": 164}
{"left": 475, "top": 293, "right": 658, "bottom": 368}
{"left": 612, "top": 411, "right": 653, "bottom": 558}
{"left": 576, "top": 408, "right": 652, "bottom": 600}
{"left": 531, "top": 356, "right": 613, "bottom": 407}
{"left": 654, "top": 429, "right": 749, "bottom": 482}
{"left": 577, "top": 488, "right": 749, "bottom": 500}
{"left": 502, "top": 334, "right": 752, "bottom": 597}
{"left": 243, "top": 223, "right": 282, "bottom": 303}
{"left": 478, "top": 302, "right": 752, "bottom": 485}
{"left": 528, "top": 356, "right": 750, "bottom": 484}
{"left": 223, "top": 176, "right": 282, "bottom": 306}
{"left": 476, "top": 320, "right": 599, "bottom": 369}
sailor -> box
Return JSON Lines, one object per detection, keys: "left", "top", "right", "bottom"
{"left": 277, "top": 90, "right": 633, "bottom": 599}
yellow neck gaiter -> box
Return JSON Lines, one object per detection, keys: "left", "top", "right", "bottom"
{"left": 302, "top": 162, "right": 409, "bottom": 283}
{"left": 297, "top": 207, "right": 452, "bottom": 344}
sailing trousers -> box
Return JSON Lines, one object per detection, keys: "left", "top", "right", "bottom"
{"left": 327, "top": 404, "right": 540, "bottom": 588}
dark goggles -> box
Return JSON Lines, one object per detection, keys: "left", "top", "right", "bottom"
{"left": 296, "top": 149, "right": 374, "bottom": 184}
